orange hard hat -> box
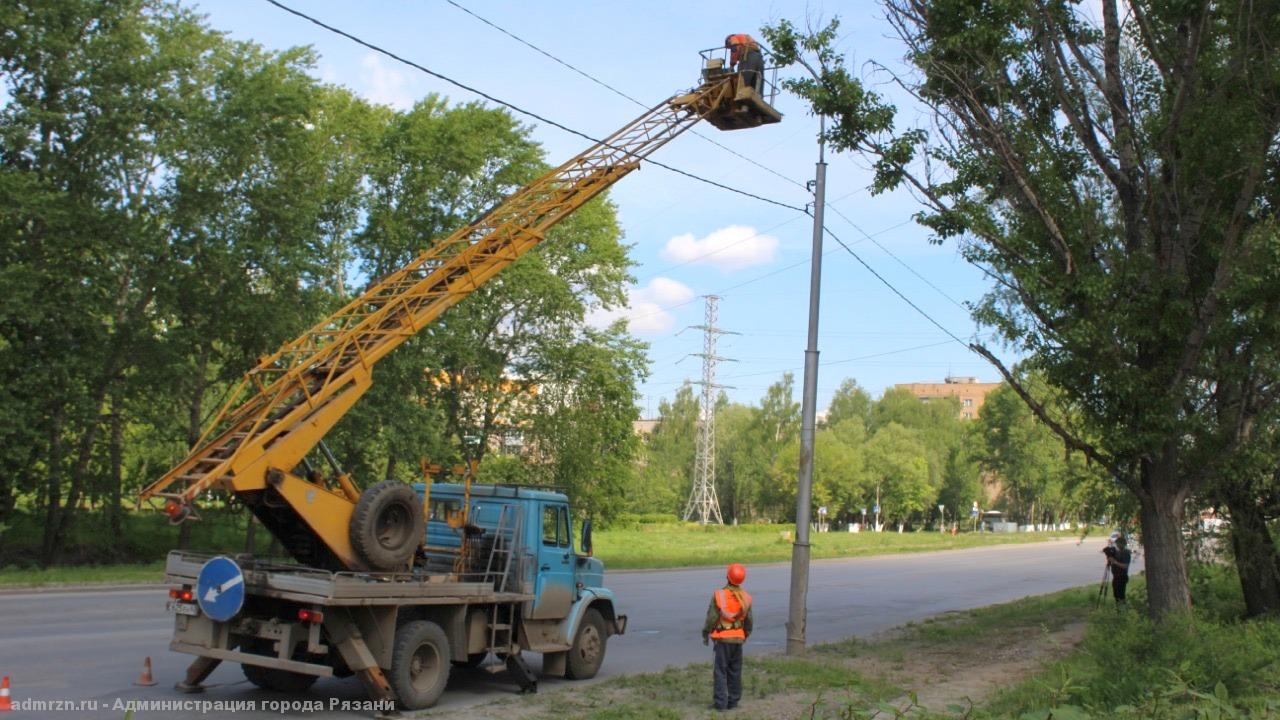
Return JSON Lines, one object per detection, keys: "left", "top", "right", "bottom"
{"left": 726, "top": 563, "right": 746, "bottom": 585}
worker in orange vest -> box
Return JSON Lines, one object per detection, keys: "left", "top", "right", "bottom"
{"left": 725, "top": 34, "right": 764, "bottom": 93}
{"left": 701, "top": 562, "right": 753, "bottom": 711}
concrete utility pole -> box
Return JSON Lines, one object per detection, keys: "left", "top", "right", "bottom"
{"left": 787, "top": 117, "right": 827, "bottom": 655}
{"left": 682, "top": 295, "right": 737, "bottom": 525}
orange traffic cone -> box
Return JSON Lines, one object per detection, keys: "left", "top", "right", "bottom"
{"left": 134, "top": 657, "right": 158, "bottom": 687}
{"left": 0, "top": 675, "right": 12, "bottom": 711}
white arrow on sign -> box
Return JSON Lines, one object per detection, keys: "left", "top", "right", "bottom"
{"left": 204, "top": 574, "right": 244, "bottom": 604}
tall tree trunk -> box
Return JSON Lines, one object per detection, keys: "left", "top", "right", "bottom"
{"left": 40, "top": 410, "right": 66, "bottom": 566}
{"left": 1137, "top": 459, "right": 1193, "bottom": 618}
{"left": 176, "top": 349, "right": 211, "bottom": 553}
{"left": 108, "top": 396, "right": 125, "bottom": 539}
{"left": 1219, "top": 481, "right": 1280, "bottom": 617}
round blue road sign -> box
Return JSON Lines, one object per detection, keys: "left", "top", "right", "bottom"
{"left": 196, "top": 556, "right": 245, "bottom": 622}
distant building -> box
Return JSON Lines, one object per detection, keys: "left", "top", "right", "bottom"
{"left": 895, "top": 376, "right": 1001, "bottom": 420}
{"left": 633, "top": 418, "right": 660, "bottom": 436}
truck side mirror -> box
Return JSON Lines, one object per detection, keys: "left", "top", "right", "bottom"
{"left": 581, "top": 519, "right": 593, "bottom": 556}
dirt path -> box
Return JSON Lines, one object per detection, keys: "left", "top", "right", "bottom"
{"left": 422, "top": 595, "right": 1090, "bottom": 720}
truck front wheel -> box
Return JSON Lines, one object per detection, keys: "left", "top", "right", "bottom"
{"left": 565, "top": 608, "right": 607, "bottom": 680}
{"left": 389, "top": 620, "right": 451, "bottom": 709}
{"left": 241, "top": 664, "right": 319, "bottom": 693}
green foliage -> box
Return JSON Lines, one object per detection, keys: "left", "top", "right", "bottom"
{"left": 865, "top": 422, "right": 933, "bottom": 524}
{"left": 638, "top": 372, "right": 1010, "bottom": 531}
{"left": 987, "top": 570, "right": 1280, "bottom": 719}
{"left": 0, "top": 0, "right": 644, "bottom": 565}
{"left": 975, "top": 379, "right": 1111, "bottom": 525}
{"left": 764, "top": 1, "right": 1280, "bottom": 617}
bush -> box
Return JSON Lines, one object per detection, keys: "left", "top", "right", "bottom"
{"left": 606, "top": 512, "right": 682, "bottom": 530}
{"left": 985, "top": 569, "right": 1280, "bottom": 719}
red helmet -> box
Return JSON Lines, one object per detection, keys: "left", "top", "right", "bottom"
{"left": 726, "top": 563, "right": 746, "bottom": 585}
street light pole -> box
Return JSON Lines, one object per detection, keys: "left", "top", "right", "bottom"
{"left": 786, "top": 115, "right": 827, "bottom": 656}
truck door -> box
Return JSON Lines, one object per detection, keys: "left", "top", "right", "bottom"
{"left": 530, "top": 501, "right": 574, "bottom": 619}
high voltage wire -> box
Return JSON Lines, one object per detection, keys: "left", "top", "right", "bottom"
{"left": 636, "top": 214, "right": 807, "bottom": 282}
{"left": 646, "top": 337, "right": 983, "bottom": 387}
{"left": 262, "top": 0, "right": 985, "bottom": 375}
{"left": 822, "top": 225, "right": 973, "bottom": 348}
{"left": 263, "top": 0, "right": 806, "bottom": 213}
{"left": 824, "top": 203, "right": 968, "bottom": 311}
{"left": 622, "top": 216, "right": 916, "bottom": 327}
{"left": 443, "top": 0, "right": 808, "bottom": 191}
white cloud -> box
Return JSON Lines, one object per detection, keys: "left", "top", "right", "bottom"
{"left": 586, "top": 277, "right": 695, "bottom": 334}
{"left": 358, "top": 53, "right": 415, "bottom": 110}
{"left": 660, "top": 225, "right": 778, "bottom": 272}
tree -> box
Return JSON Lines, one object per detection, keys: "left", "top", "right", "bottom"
{"left": 864, "top": 422, "right": 932, "bottom": 528}
{"left": 636, "top": 384, "right": 700, "bottom": 516}
{"left": 824, "top": 378, "right": 872, "bottom": 429}
{"left": 870, "top": 388, "right": 964, "bottom": 498}
{"left": 521, "top": 324, "right": 647, "bottom": 525}
{"left": 765, "top": 1, "right": 1280, "bottom": 617}
{"left": 715, "top": 402, "right": 759, "bottom": 523}
{"left": 936, "top": 429, "right": 983, "bottom": 527}
{"left": 342, "top": 97, "right": 636, "bottom": 486}
{"left": 772, "top": 428, "right": 865, "bottom": 523}
{"left": 746, "top": 373, "right": 802, "bottom": 519}
{"left": 0, "top": 0, "right": 354, "bottom": 562}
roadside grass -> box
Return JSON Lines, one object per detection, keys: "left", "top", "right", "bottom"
{"left": 595, "top": 523, "right": 1070, "bottom": 570}
{"left": 0, "top": 508, "right": 1073, "bottom": 586}
{"left": 0, "top": 561, "right": 166, "bottom": 588}
{"left": 441, "top": 586, "right": 1095, "bottom": 720}
{"left": 979, "top": 567, "right": 1280, "bottom": 719}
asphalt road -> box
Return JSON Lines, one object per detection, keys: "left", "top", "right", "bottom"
{"left": 0, "top": 537, "right": 1130, "bottom": 719}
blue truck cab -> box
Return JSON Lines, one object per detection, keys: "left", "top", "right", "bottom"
{"left": 415, "top": 482, "right": 626, "bottom": 676}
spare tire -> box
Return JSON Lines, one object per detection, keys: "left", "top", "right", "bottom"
{"left": 350, "top": 481, "right": 425, "bottom": 571}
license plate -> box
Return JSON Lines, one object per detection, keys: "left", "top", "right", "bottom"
{"left": 167, "top": 600, "right": 199, "bottom": 616}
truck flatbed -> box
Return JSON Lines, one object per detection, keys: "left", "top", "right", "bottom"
{"left": 165, "top": 551, "right": 534, "bottom": 606}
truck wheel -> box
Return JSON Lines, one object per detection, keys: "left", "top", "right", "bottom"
{"left": 241, "top": 664, "right": 319, "bottom": 693}
{"left": 389, "top": 620, "right": 451, "bottom": 710}
{"left": 565, "top": 608, "right": 607, "bottom": 680}
{"left": 350, "top": 481, "right": 425, "bottom": 571}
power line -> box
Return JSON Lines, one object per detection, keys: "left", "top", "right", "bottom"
{"left": 621, "top": 216, "right": 915, "bottom": 327}
{"left": 443, "top": 0, "right": 808, "bottom": 191}
{"left": 822, "top": 225, "right": 972, "bottom": 347}
{"left": 636, "top": 214, "right": 806, "bottom": 282}
{"left": 263, "top": 0, "right": 806, "bottom": 213}
{"left": 825, "top": 203, "right": 968, "bottom": 311}
{"left": 645, "top": 336, "right": 987, "bottom": 387}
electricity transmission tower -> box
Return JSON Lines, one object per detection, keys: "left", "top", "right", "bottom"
{"left": 682, "top": 295, "right": 737, "bottom": 525}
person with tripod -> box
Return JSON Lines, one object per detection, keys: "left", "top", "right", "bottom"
{"left": 1101, "top": 534, "right": 1132, "bottom": 607}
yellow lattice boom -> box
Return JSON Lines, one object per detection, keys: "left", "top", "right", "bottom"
{"left": 139, "top": 69, "right": 777, "bottom": 569}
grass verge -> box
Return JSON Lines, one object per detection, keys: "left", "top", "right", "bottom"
{"left": 438, "top": 585, "right": 1097, "bottom": 720}
{"left": 0, "top": 561, "right": 166, "bottom": 588}
{"left": 596, "top": 523, "right": 1070, "bottom": 570}
{"left": 0, "top": 512, "right": 1070, "bottom": 586}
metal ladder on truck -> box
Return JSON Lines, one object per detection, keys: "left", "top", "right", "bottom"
{"left": 481, "top": 506, "right": 536, "bottom": 689}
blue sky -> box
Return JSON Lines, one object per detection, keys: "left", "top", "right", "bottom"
{"left": 192, "top": 0, "right": 1017, "bottom": 416}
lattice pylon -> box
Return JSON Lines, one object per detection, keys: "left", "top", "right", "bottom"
{"left": 682, "top": 296, "right": 736, "bottom": 525}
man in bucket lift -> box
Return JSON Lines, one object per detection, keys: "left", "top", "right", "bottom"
{"left": 725, "top": 34, "right": 764, "bottom": 93}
